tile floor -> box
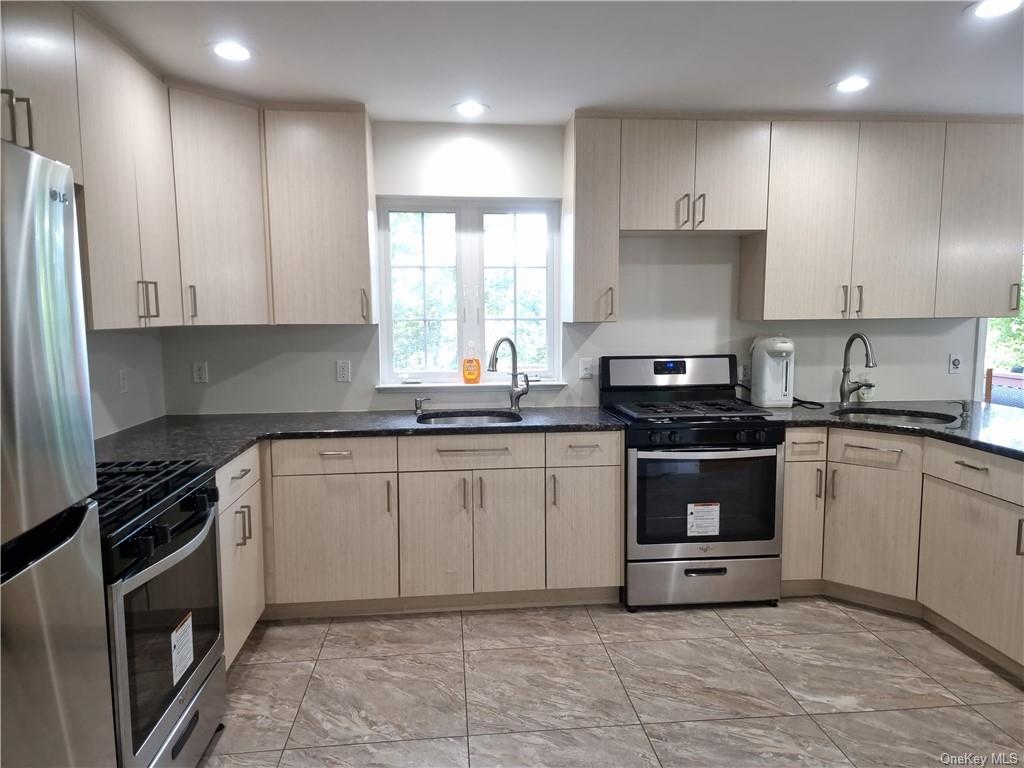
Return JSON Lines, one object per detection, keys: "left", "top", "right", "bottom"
{"left": 201, "top": 598, "right": 1024, "bottom": 767}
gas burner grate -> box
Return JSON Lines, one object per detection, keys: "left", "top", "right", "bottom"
{"left": 94, "top": 459, "right": 200, "bottom": 522}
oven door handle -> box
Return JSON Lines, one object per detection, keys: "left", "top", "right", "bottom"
{"left": 120, "top": 509, "right": 216, "bottom": 594}
{"left": 635, "top": 449, "right": 778, "bottom": 460}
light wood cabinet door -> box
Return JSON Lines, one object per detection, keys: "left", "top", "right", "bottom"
{"left": 1, "top": 2, "right": 83, "bottom": 179}
{"left": 272, "top": 473, "right": 398, "bottom": 603}
{"left": 619, "top": 119, "right": 695, "bottom": 231}
{"left": 219, "top": 482, "right": 265, "bottom": 666}
{"left": 74, "top": 12, "right": 144, "bottom": 330}
{"left": 762, "top": 121, "right": 860, "bottom": 320}
{"left": 264, "top": 110, "right": 373, "bottom": 324}
{"left": 562, "top": 117, "right": 621, "bottom": 322}
{"left": 693, "top": 120, "right": 770, "bottom": 231}
{"left": 546, "top": 466, "right": 623, "bottom": 589}
{"left": 399, "top": 471, "right": 473, "bottom": 597}
{"left": 850, "top": 122, "right": 945, "bottom": 319}
{"left": 473, "top": 468, "right": 545, "bottom": 593}
{"left": 918, "top": 476, "right": 1024, "bottom": 664}
{"left": 781, "top": 461, "right": 825, "bottom": 581}
{"left": 934, "top": 123, "right": 1024, "bottom": 318}
{"left": 822, "top": 461, "right": 922, "bottom": 599}
{"left": 169, "top": 88, "right": 269, "bottom": 325}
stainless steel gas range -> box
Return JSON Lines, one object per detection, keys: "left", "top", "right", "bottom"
{"left": 600, "top": 355, "right": 785, "bottom": 609}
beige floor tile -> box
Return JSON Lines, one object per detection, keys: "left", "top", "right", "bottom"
{"left": 465, "top": 644, "right": 637, "bottom": 734}
{"left": 875, "top": 629, "right": 1024, "bottom": 704}
{"left": 469, "top": 725, "right": 659, "bottom": 768}
{"left": 606, "top": 637, "right": 803, "bottom": 723}
{"left": 279, "top": 737, "right": 468, "bottom": 767}
{"left": 235, "top": 620, "right": 330, "bottom": 664}
{"left": 973, "top": 701, "right": 1024, "bottom": 744}
{"left": 744, "top": 631, "right": 962, "bottom": 714}
{"left": 646, "top": 715, "right": 852, "bottom": 767}
{"left": 200, "top": 752, "right": 282, "bottom": 768}
{"left": 210, "top": 661, "right": 314, "bottom": 754}
{"left": 287, "top": 653, "right": 466, "bottom": 748}
{"left": 587, "top": 604, "right": 734, "bottom": 643}
{"left": 462, "top": 606, "right": 599, "bottom": 650}
{"left": 814, "top": 706, "right": 1023, "bottom": 767}
{"left": 319, "top": 612, "right": 462, "bottom": 659}
{"left": 716, "top": 598, "right": 865, "bottom": 636}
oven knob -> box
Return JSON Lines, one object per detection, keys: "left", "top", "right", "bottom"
{"left": 134, "top": 535, "right": 156, "bottom": 558}
{"left": 755, "top": 430, "right": 767, "bottom": 443}
{"left": 736, "top": 431, "right": 748, "bottom": 442}
{"left": 648, "top": 430, "right": 662, "bottom": 445}
{"left": 667, "top": 431, "right": 680, "bottom": 444}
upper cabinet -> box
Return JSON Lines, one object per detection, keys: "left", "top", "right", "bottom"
{"left": 934, "top": 123, "right": 1024, "bottom": 318}
{"left": 1, "top": 2, "right": 83, "bottom": 181}
{"left": 619, "top": 119, "right": 769, "bottom": 231}
{"left": 169, "top": 88, "right": 269, "bottom": 326}
{"left": 562, "top": 116, "right": 621, "bottom": 322}
{"left": 263, "top": 109, "right": 375, "bottom": 324}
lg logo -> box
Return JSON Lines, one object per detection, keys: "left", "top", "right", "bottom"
{"left": 49, "top": 189, "right": 69, "bottom": 205}
{"left": 698, "top": 544, "right": 712, "bottom": 553}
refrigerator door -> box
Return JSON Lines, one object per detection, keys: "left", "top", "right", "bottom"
{"left": 1, "top": 142, "right": 96, "bottom": 544}
{"left": 1, "top": 502, "right": 117, "bottom": 767}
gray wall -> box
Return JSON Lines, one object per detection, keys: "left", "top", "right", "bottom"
{"left": 87, "top": 330, "right": 167, "bottom": 437}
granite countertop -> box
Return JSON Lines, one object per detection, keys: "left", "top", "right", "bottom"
{"left": 94, "top": 407, "right": 627, "bottom": 467}
{"left": 762, "top": 400, "right": 1024, "bottom": 461}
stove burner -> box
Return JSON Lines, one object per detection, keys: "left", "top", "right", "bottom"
{"left": 615, "top": 399, "right": 770, "bottom": 421}
{"left": 94, "top": 459, "right": 203, "bottom": 523}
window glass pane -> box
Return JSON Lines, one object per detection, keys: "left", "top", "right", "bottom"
{"left": 483, "top": 213, "right": 515, "bottom": 267}
{"left": 424, "top": 213, "right": 456, "bottom": 266}
{"left": 484, "top": 268, "right": 515, "bottom": 318}
{"left": 425, "top": 320, "right": 458, "bottom": 371}
{"left": 389, "top": 212, "right": 422, "bottom": 266}
{"left": 516, "top": 267, "right": 546, "bottom": 319}
{"left": 515, "top": 213, "right": 548, "bottom": 267}
{"left": 391, "top": 268, "right": 424, "bottom": 319}
{"left": 424, "top": 267, "right": 457, "bottom": 318}
{"left": 485, "top": 320, "right": 515, "bottom": 367}
{"left": 393, "top": 320, "right": 425, "bottom": 372}
{"left": 516, "top": 319, "right": 547, "bottom": 369}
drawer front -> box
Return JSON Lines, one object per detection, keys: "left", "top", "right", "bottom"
{"left": 923, "top": 438, "right": 1023, "bottom": 506}
{"left": 784, "top": 427, "right": 828, "bottom": 462}
{"left": 398, "top": 433, "right": 544, "bottom": 472}
{"left": 827, "top": 428, "right": 922, "bottom": 473}
{"left": 546, "top": 431, "right": 623, "bottom": 467}
{"left": 216, "top": 444, "right": 260, "bottom": 508}
{"left": 271, "top": 437, "right": 398, "bottom": 476}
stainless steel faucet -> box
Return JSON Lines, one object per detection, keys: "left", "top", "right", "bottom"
{"left": 839, "top": 332, "right": 877, "bottom": 406}
{"left": 487, "top": 336, "right": 530, "bottom": 412}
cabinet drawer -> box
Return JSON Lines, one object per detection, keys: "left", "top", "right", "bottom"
{"left": 546, "top": 431, "right": 623, "bottom": 467}
{"left": 827, "top": 428, "right": 922, "bottom": 473}
{"left": 785, "top": 427, "right": 828, "bottom": 462}
{"left": 216, "top": 444, "right": 260, "bottom": 508}
{"left": 271, "top": 437, "right": 397, "bottom": 476}
{"left": 923, "top": 439, "right": 1023, "bottom": 506}
{"left": 398, "top": 433, "right": 544, "bottom": 472}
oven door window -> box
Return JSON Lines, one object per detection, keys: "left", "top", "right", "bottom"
{"left": 636, "top": 451, "right": 776, "bottom": 544}
{"left": 121, "top": 517, "right": 220, "bottom": 753}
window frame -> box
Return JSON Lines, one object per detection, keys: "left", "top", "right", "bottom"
{"left": 377, "top": 196, "right": 561, "bottom": 386}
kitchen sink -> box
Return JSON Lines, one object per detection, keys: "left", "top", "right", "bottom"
{"left": 830, "top": 407, "right": 959, "bottom": 426}
{"left": 416, "top": 409, "right": 524, "bottom": 425}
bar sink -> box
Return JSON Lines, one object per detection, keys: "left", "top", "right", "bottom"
{"left": 416, "top": 409, "right": 524, "bottom": 425}
{"left": 830, "top": 407, "right": 958, "bottom": 426}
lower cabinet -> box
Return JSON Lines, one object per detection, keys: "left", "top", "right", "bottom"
{"left": 399, "top": 471, "right": 474, "bottom": 597}
{"left": 218, "top": 481, "right": 265, "bottom": 666}
{"left": 272, "top": 473, "right": 398, "bottom": 603}
{"left": 918, "top": 476, "right": 1024, "bottom": 664}
{"left": 474, "top": 468, "right": 546, "bottom": 593}
{"left": 546, "top": 466, "right": 623, "bottom": 589}
{"left": 781, "top": 461, "right": 826, "bottom": 581}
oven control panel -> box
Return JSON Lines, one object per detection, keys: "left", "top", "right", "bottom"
{"left": 630, "top": 422, "right": 784, "bottom": 449}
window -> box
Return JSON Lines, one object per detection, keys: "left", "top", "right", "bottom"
{"left": 979, "top": 265, "right": 1024, "bottom": 408}
{"left": 378, "top": 199, "right": 560, "bottom": 384}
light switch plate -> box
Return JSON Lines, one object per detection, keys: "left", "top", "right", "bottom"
{"left": 192, "top": 360, "right": 209, "bottom": 384}
{"left": 948, "top": 353, "right": 963, "bottom": 375}
{"left": 578, "top": 357, "right": 594, "bottom": 380}
{"left": 336, "top": 360, "right": 352, "bottom": 383}
{"left": 119, "top": 369, "right": 128, "bottom": 394}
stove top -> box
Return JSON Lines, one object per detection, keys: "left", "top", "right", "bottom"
{"left": 613, "top": 399, "right": 770, "bottom": 422}
{"left": 95, "top": 459, "right": 214, "bottom": 540}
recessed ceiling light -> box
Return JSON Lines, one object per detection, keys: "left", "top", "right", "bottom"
{"left": 213, "top": 41, "right": 251, "bottom": 61}
{"left": 972, "top": 0, "right": 1022, "bottom": 17}
{"left": 834, "top": 75, "right": 870, "bottom": 93}
{"left": 453, "top": 100, "right": 488, "bottom": 118}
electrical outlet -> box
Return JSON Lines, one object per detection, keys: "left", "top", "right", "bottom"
{"left": 738, "top": 360, "right": 752, "bottom": 384}
{"left": 192, "top": 360, "right": 209, "bottom": 384}
{"left": 336, "top": 359, "right": 352, "bottom": 383}
{"left": 948, "top": 353, "right": 963, "bottom": 375}
{"left": 578, "top": 357, "right": 594, "bottom": 380}
{"left": 118, "top": 369, "right": 128, "bottom": 394}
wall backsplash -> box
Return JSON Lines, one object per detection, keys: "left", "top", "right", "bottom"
{"left": 87, "top": 329, "right": 167, "bottom": 437}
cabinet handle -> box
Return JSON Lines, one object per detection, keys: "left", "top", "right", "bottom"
{"left": 436, "top": 447, "right": 509, "bottom": 454}
{"left": 606, "top": 286, "right": 615, "bottom": 318}
{"left": 845, "top": 443, "right": 904, "bottom": 455}
{"left": 1017, "top": 519, "right": 1023, "bottom": 556}
{"left": 462, "top": 477, "right": 468, "bottom": 511}
{"left": 676, "top": 193, "right": 691, "bottom": 228}
{"left": 319, "top": 450, "right": 353, "bottom": 457}
{"left": 1011, "top": 283, "right": 1021, "bottom": 312}
{"left": 1, "top": 89, "right": 17, "bottom": 145}
{"left": 856, "top": 284, "right": 864, "bottom": 316}
{"left": 360, "top": 288, "right": 369, "bottom": 321}
{"left": 792, "top": 440, "right": 825, "bottom": 446}
{"left": 841, "top": 284, "right": 850, "bottom": 317}
{"left": 568, "top": 443, "right": 600, "bottom": 450}
{"left": 245, "top": 505, "right": 254, "bottom": 543}
{"left": 552, "top": 474, "right": 558, "bottom": 506}
{"left": 386, "top": 479, "right": 392, "bottom": 515}
{"left": 831, "top": 468, "right": 838, "bottom": 500}
{"left": 138, "top": 281, "right": 151, "bottom": 319}
{"left": 478, "top": 476, "right": 484, "bottom": 510}
{"left": 14, "top": 95, "right": 34, "bottom": 151}
{"left": 234, "top": 508, "right": 246, "bottom": 546}
{"left": 954, "top": 459, "right": 989, "bottom": 472}
{"left": 816, "top": 467, "right": 823, "bottom": 499}
{"left": 231, "top": 467, "right": 251, "bottom": 481}
{"left": 149, "top": 282, "right": 161, "bottom": 319}
{"left": 695, "top": 193, "right": 707, "bottom": 226}
{"left": 188, "top": 284, "right": 198, "bottom": 320}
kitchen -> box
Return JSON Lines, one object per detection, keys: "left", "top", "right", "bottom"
{"left": 1, "top": 1, "right": 1023, "bottom": 767}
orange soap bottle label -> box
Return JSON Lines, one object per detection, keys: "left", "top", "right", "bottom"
{"left": 463, "top": 357, "right": 481, "bottom": 384}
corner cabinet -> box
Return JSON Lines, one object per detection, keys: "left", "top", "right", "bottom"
{"left": 263, "top": 109, "right": 376, "bottom": 324}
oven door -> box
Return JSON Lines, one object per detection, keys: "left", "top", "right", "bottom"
{"left": 107, "top": 507, "right": 223, "bottom": 768}
{"left": 627, "top": 447, "right": 783, "bottom": 560}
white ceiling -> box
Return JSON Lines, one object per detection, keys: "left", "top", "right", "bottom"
{"left": 87, "top": 1, "right": 1024, "bottom": 123}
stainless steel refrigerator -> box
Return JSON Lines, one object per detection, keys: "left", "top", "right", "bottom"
{"left": 1, "top": 140, "right": 117, "bottom": 767}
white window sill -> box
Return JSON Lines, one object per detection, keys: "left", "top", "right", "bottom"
{"left": 376, "top": 380, "right": 568, "bottom": 394}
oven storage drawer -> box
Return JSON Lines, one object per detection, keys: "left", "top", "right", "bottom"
{"left": 626, "top": 557, "right": 781, "bottom": 607}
